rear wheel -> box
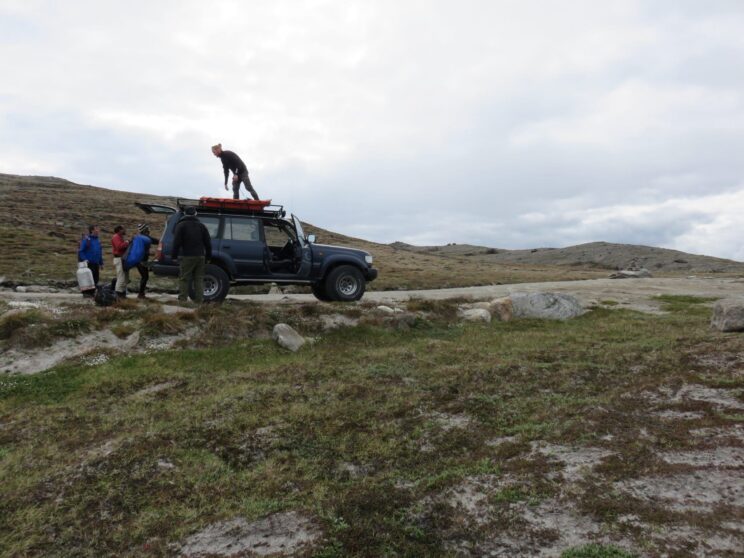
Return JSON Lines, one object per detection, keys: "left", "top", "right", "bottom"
{"left": 188, "top": 264, "right": 230, "bottom": 302}
{"left": 325, "top": 265, "right": 366, "bottom": 302}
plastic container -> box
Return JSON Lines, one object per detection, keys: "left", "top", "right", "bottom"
{"left": 76, "top": 262, "right": 95, "bottom": 292}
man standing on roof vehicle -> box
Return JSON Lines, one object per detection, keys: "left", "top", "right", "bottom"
{"left": 211, "top": 143, "right": 260, "bottom": 201}
{"left": 111, "top": 225, "right": 129, "bottom": 299}
{"left": 171, "top": 206, "right": 212, "bottom": 303}
{"left": 78, "top": 224, "right": 103, "bottom": 296}
{"left": 124, "top": 223, "right": 159, "bottom": 299}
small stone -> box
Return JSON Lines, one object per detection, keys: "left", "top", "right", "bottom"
{"left": 157, "top": 459, "right": 175, "bottom": 470}
{"left": 375, "top": 305, "right": 395, "bottom": 315}
{"left": 489, "top": 297, "right": 513, "bottom": 321}
{"left": 272, "top": 323, "right": 306, "bottom": 352}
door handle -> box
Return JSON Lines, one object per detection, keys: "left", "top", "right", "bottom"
{"left": 223, "top": 245, "right": 231, "bottom": 249}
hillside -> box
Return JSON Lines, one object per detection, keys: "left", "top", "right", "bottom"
{"left": 0, "top": 174, "right": 611, "bottom": 289}
{"left": 391, "top": 240, "right": 744, "bottom": 274}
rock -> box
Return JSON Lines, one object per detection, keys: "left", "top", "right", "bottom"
{"left": 458, "top": 307, "right": 492, "bottom": 323}
{"left": 14, "top": 285, "right": 58, "bottom": 293}
{"left": 161, "top": 305, "right": 196, "bottom": 315}
{"left": 272, "top": 323, "right": 305, "bottom": 352}
{"left": 320, "top": 314, "right": 358, "bottom": 330}
{"left": 711, "top": 299, "right": 744, "bottom": 332}
{"left": 268, "top": 283, "right": 282, "bottom": 295}
{"left": 376, "top": 305, "right": 396, "bottom": 315}
{"left": 609, "top": 268, "right": 652, "bottom": 279}
{"left": 121, "top": 330, "right": 141, "bottom": 350}
{"left": 510, "top": 292, "right": 584, "bottom": 320}
{"left": 488, "top": 297, "right": 513, "bottom": 321}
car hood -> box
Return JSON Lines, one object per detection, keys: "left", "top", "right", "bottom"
{"left": 311, "top": 243, "right": 370, "bottom": 258}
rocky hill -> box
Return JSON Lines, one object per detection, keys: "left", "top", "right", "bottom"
{"left": 391, "top": 240, "right": 744, "bottom": 274}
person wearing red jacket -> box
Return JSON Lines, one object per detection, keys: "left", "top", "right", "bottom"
{"left": 111, "top": 225, "right": 130, "bottom": 298}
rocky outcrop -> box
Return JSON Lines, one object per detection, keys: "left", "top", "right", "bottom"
{"left": 609, "top": 268, "right": 652, "bottom": 279}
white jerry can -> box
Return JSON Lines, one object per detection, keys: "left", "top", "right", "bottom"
{"left": 76, "top": 262, "right": 95, "bottom": 291}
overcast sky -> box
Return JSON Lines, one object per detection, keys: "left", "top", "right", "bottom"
{"left": 1, "top": 1, "right": 744, "bottom": 259}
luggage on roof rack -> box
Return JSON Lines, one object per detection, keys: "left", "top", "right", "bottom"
{"left": 198, "top": 197, "right": 272, "bottom": 210}
{"left": 175, "top": 197, "right": 286, "bottom": 218}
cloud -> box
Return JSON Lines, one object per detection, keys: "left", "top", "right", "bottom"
{"left": 1, "top": 1, "right": 744, "bottom": 260}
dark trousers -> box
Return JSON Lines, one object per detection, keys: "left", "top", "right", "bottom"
{"left": 137, "top": 263, "right": 149, "bottom": 295}
{"left": 232, "top": 171, "right": 259, "bottom": 200}
{"left": 87, "top": 262, "right": 100, "bottom": 285}
{"left": 178, "top": 256, "right": 206, "bottom": 302}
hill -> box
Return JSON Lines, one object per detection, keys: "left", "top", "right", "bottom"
{"left": 4, "top": 174, "right": 740, "bottom": 290}
{"left": 391, "top": 240, "right": 744, "bottom": 274}
{"left": 0, "top": 174, "right": 613, "bottom": 289}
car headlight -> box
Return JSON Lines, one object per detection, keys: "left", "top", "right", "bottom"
{"left": 365, "top": 255, "right": 374, "bottom": 265}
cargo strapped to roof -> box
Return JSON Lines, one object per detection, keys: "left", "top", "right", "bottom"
{"left": 176, "top": 198, "right": 286, "bottom": 218}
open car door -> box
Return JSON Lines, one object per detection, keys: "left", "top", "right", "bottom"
{"left": 134, "top": 202, "right": 177, "bottom": 215}
{"left": 292, "top": 214, "right": 312, "bottom": 278}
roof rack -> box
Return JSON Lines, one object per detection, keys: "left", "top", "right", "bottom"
{"left": 176, "top": 198, "right": 286, "bottom": 218}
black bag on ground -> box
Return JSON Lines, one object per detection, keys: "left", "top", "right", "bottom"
{"left": 94, "top": 283, "right": 117, "bottom": 307}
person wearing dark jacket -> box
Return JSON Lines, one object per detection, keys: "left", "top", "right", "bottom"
{"left": 124, "top": 223, "right": 159, "bottom": 299}
{"left": 171, "top": 207, "right": 212, "bottom": 303}
{"left": 212, "top": 143, "right": 260, "bottom": 200}
{"left": 78, "top": 224, "right": 103, "bottom": 289}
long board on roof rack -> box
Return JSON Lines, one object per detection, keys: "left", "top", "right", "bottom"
{"left": 198, "top": 197, "right": 272, "bottom": 211}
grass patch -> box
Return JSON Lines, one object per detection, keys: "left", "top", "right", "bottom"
{"left": 654, "top": 294, "right": 718, "bottom": 312}
{"left": 1, "top": 301, "right": 742, "bottom": 555}
{"left": 561, "top": 544, "right": 637, "bottom": 558}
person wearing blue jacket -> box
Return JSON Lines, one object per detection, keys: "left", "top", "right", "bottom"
{"left": 122, "top": 223, "right": 159, "bottom": 299}
{"left": 78, "top": 225, "right": 103, "bottom": 291}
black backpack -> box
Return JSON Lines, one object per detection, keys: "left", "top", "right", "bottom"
{"left": 94, "top": 284, "right": 117, "bottom": 307}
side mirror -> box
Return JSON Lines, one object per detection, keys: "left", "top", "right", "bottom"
{"left": 307, "top": 234, "right": 316, "bottom": 244}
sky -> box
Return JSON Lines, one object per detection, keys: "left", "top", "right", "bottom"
{"left": 1, "top": 0, "right": 744, "bottom": 259}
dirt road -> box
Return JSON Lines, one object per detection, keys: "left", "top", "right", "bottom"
{"left": 2, "top": 277, "right": 743, "bottom": 312}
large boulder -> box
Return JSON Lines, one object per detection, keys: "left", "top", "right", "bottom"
{"left": 510, "top": 292, "right": 584, "bottom": 320}
{"left": 272, "top": 323, "right": 306, "bottom": 352}
{"left": 711, "top": 299, "right": 744, "bottom": 332}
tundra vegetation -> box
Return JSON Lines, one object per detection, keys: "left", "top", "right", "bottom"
{"left": 1, "top": 295, "right": 742, "bottom": 556}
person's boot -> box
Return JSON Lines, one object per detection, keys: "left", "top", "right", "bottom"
{"left": 137, "top": 293, "right": 146, "bottom": 299}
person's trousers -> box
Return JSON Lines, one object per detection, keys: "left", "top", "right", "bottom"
{"left": 137, "top": 263, "right": 149, "bottom": 295}
{"left": 178, "top": 256, "right": 206, "bottom": 302}
{"left": 232, "top": 171, "right": 259, "bottom": 200}
{"left": 113, "top": 257, "right": 129, "bottom": 294}
{"left": 86, "top": 262, "right": 100, "bottom": 285}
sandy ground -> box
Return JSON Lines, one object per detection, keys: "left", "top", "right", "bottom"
{"left": 3, "top": 277, "right": 743, "bottom": 310}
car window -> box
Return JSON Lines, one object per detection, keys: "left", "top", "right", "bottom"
{"left": 197, "top": 216, "right": 221, "bottom": 238}
{"left": 227, "top": 217, "right": 260, "bottom": 242}
{"left": 264, "top": 222, "right": 294, "bottom": 246}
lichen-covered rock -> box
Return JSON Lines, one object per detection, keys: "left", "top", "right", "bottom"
{"left": 711, "top": 299, "right": 744, "bottom": 332}
{"left": 609, "top": 268, "right": 652, "bottom": 279}
{"left": 510, "top": 292, "right": 584, "bottom": 320}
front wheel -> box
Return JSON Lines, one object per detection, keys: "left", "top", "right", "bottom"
{"left": 324, "top": 265, "right": 366, "bottom": 302}
{"left": 312, "top": 282, "right": 333, "bottom": 302}
{"left": 189, "top": 264, "right": 230, "bottom": 302}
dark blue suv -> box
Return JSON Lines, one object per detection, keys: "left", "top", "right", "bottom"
{"left": 136, "top": 201, "right": 378, "bottom": 302}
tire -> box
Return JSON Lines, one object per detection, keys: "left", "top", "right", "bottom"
{"left": 312, "top": 282, "right": 333, "bottom": 302}
{"left": 188, "top": 264, "right": 230, "bottom": 302}
{"left": 324, "top": 265, "right": 366, "bottom": 302}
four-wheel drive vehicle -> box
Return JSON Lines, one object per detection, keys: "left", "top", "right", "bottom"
{"left": 136, "top": 200, "right": 378, "bottom": 302}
